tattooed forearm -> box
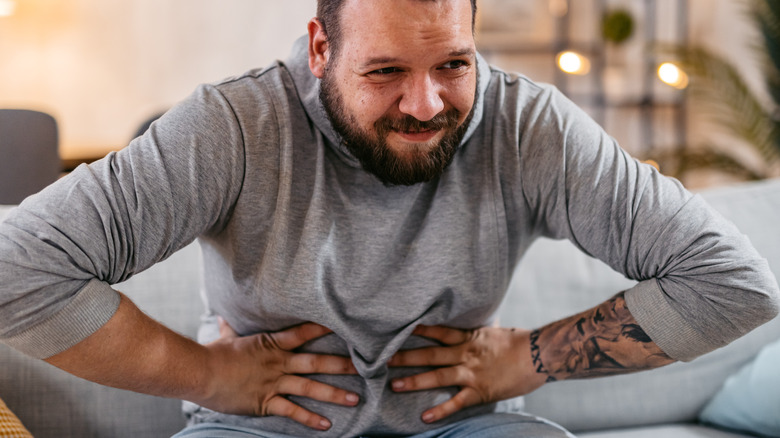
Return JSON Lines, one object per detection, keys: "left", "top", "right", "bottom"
{"left": 531, "top": 291, "right": 674, "bottom": 381}
{"left": 529, "top": 329, "right": 557, "bottom": 382}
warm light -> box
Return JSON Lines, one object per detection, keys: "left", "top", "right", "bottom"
{"left": 0, "top": 0, "right": 15, "bottom": 17}
{"left": 557, "top": 51, "right": 591, "bottom": 75}
{"left": 658, "top": 62, "right": 689, "bottom": 89}
{"left": 549, "top": 0, "right": 568, "bottom": 18}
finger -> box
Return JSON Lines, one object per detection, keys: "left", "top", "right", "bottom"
{"left": 391, "top": 365, "right": 470, "bottom": 392}
{"left": 217, "top": 316, "right": 239, "bottom": 339}
{"left": 272, "top": 323, "right": 333, "bottom": 350}
{"left": 265, "top": 396, "right": 333, "bottom": 431}
{"left": 284, "top": 352, "right": 358, "bottom": 375}
{"left": 413, "top": 325, "right": 471, "bottom": 346}
{"left": 421, "top": 388, "right": 482, "bottom": 424}
{"left": 388, "top": 345, "right": 462, "bottom": 367}
{"left": 277, "top": 375, "right": 360, "bottom": 407}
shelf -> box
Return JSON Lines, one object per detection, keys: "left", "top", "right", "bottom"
{"left": 477, "top": 0, "right": 689, "bottom": 154}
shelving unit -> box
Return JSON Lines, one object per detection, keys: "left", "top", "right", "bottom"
{"left": 477, "top": 0, "right": 689, "bottom": 156}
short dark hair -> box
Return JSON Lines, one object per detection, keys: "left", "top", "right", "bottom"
{"left": 317, "top": 0, "right": 478, "bottom": 57}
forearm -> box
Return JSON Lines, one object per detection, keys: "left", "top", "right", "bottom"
{"left": 530, "top": 291, "right": 675, "bottom": 382}
{"left": 44, "top": 294, "right": 361, "bottom": 427}
{"left": 45, "top": 292, "right": 211, "bottom": 403}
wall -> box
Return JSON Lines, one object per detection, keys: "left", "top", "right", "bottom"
{"left": 0, "top": 0, "right": 316, "bottom": 159}
{"left": 0, "top": 0, "right": 766, "bottom": 166}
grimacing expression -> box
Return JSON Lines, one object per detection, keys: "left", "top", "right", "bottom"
{"left": 310, "top": 0, "right": 478, "bottom": 186}
{"left": 319, "top": 62, "right": 475, "bottom": 186}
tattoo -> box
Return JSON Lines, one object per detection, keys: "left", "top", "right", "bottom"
{"left": 622, "top": 324, "right": 653, "bottom": 343}
{"left": 575, "top": 317, "right": 586, "bottom": 335}
{"left": 593, "top": 309, "right": 605, "bottom": 324}
{"left": 531, "top": 291, "right": 674, "bottom": 381}
{"left": 529, "top": 329, "right": 557, "bottom": 382}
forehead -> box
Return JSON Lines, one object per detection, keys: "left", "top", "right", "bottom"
{"left": 338, "top": 0, "right": 475, "bottom": 62}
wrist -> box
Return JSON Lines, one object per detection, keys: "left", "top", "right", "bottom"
{"left": 507, "top": 327, "right": 551, "bottom": 395}
{"left": 192, "top": 339, "right": 229, "bottom": 407}
{"left": 528, "top": 328, "right": 558, "bottom": 383}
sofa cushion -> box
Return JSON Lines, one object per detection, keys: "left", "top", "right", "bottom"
{"left": 0, "top": 206, "right": 10, "bottom": 222}
{"left": 578, "top": 424, "right": 753, "bottom": 438}
{"left": 498, "top": 178, "right": 780, "bottom": 432}
{"left": 699, "top": 338, "right": 780, "bottom": 437}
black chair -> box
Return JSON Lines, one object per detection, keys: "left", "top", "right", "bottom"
{"left": 0, "top": 109, "right": 60, "bottom": 204}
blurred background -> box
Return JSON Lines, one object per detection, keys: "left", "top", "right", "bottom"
{"left": 1, "top": 0, "right": 778, "bottom": 192}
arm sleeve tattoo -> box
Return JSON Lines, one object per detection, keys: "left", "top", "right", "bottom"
{"left": 530, "top": 291, "right": 674, "bottom": 381}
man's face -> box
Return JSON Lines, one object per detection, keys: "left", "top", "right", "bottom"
{"left": 311, "top": 0, "right": 478, "bottom": 185}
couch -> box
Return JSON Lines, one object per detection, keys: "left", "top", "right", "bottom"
{"left": 1, "top": 177, "right": 778, "bottom": 438}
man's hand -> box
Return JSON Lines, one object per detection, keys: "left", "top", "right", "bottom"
{"left": 388, "top": 325, "right": 546, "bottom": 424}
{"left": 200, "top": 320, "right": 360, "bottom": 431}
{"left": 45, "top": 294, "right": 359, "bottom": 432}
{"left": 388, "top": 292, "right": 675, "bottom": 424}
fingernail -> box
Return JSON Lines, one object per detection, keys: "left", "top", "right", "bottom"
{"left": 346, "top": 393, "right": 359, "bottom": 404}
{"left": 319, "top": 419, "right": 331, "bottom": 430}
{"left": 392, "top": 380, "right": 404, "bottom": 390}
{"left": 422, "top": 412, "right": 435, "bottom": 423}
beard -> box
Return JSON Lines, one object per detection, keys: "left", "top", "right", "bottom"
{"left": 319, "top": 67, "right": 474, "bottom": 186}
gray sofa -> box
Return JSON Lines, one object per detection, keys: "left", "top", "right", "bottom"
{"left": 1, "top": 178, "right": 778, "bottom": 438}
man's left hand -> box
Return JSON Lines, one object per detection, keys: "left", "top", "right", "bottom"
{"left": 388, "top": 325, "right": 547, "bottom": 423}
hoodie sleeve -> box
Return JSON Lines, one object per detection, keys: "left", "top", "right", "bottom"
{"left": 518, "top": 84, "right": 779, "bottom": 361}
{"left": 0, "top": 84, "right": 246, "bottom": 359}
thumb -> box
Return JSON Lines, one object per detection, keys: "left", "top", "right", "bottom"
{"left": 217, "top": 316, "right": 239, "bottom": 339}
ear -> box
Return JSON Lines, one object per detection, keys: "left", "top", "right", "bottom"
{"left": 308, "top": 18, "right": 329, "bottom": 79}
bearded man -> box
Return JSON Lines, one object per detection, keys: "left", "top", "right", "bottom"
{"left": 0, "top": 1, "right": 777, "bottom": 437}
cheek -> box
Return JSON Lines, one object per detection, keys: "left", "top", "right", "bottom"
{"left": 449, "top": 76, "right": 477, "bottom": 120}
{"left": 430, "top": 71, "right": 477, "bottom": 125}
{"left": 353, "top": 85, "right": 399, "bottom": 124}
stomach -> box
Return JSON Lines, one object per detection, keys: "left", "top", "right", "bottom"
{"left": 188, "top": 318, "right": 499, "bottom": 437}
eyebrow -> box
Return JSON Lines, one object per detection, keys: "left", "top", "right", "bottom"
{"left": 361, "top": 48, "right": 476, "bottom": 69}
{"left": 449, "top": 48, "right": 476, "bottom": 58}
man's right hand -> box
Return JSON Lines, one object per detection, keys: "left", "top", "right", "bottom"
{"left": 45, "top": 293, "right": 358, "bottom": 432}
{"left": 199, "top": 320, "right": 360, "bottom": 431}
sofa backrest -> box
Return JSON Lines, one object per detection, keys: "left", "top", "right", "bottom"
{"left": 498, "top": 178, "right": 780, "bottom": 432}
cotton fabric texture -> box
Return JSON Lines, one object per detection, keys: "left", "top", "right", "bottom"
{"left": 172, "top": 413, "right": 575, "bottom": 438}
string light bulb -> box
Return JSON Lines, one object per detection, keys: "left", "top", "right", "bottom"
{"left": 658, "top": 62, "right": 689, "bottom": 89}
{"left": 557, "top": 51, "right": 591, "bottom": 75}
{"left": 0, "top": 0, "right": 15, "bottom": 17}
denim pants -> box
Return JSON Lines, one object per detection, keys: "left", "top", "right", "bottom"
{"left": 172, "top": 413, "right": 576, "bottom": 438}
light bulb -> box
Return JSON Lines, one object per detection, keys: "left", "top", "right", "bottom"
{"left": 557, "top": 51, "right": 591, "bottom": 75}
{"left": 658, "top": 62, "right": 689, "bottom": 89}
{"left": 0, "top": 0, "right": 15, "bottom": 17}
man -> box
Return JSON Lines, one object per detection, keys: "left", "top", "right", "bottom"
{"left": 0, "top": 0, "right": 777, "bottom": 437}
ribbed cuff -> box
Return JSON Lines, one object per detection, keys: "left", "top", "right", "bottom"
{"left": 2, "top": 279, "right": 120, "bottom": 359}
{"left": 625, "top": 279, "right": 718, "bottom": 362}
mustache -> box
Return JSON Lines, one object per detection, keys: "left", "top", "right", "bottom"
{"left": 374, "top": 108, "right": 461, "bottom": 135}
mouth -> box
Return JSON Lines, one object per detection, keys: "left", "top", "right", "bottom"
{"left": 391, "top": 128, "right": 441, "bottom": 143}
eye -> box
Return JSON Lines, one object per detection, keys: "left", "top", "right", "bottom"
{"left": 368, "top": 67, "right": 402, "bottom": 76}
{"left": 440, "top": 60, "right": 469, "bottom": 70}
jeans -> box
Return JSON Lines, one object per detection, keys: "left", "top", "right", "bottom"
{"left": 172, "top": 413, "right": 576, "bottom": 438}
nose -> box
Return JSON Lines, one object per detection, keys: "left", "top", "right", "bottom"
{"left": 398, "top": 74, "right": 445, "bottom": 122}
